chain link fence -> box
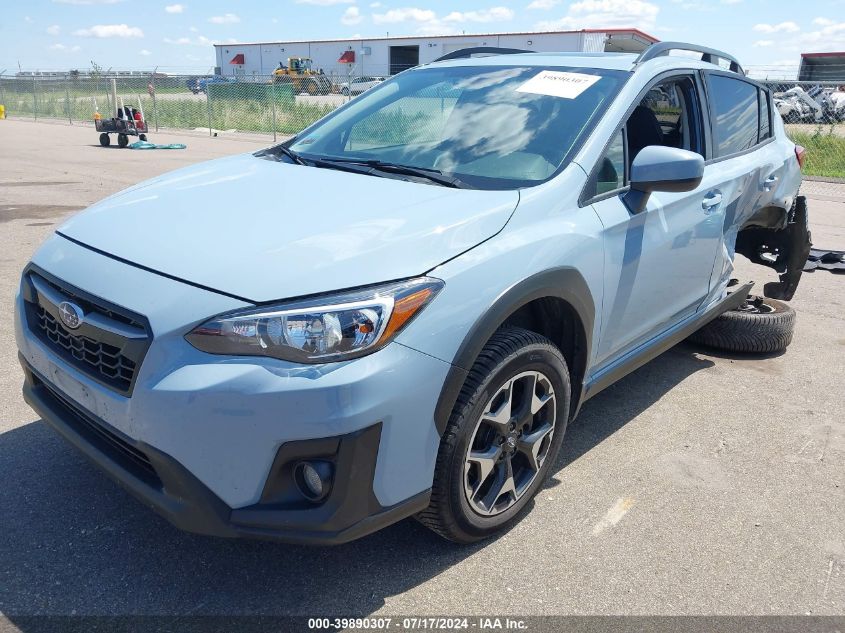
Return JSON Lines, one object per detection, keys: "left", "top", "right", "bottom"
{"left": 0, "top": 69, "right": 364, "bottom": 142}
{"left": 1, "top": 72, "right": 842, "bottom": 195}
{"left": 759, "top": 80, "right": 845, "bottom": 197}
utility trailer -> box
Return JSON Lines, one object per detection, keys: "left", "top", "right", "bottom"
{"left": 95, "top": 112, "right": 148, "bottom": 148}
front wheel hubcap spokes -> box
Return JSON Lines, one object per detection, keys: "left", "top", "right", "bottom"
{"left": 464, "top": 370, "right": 556, "bottom": 516}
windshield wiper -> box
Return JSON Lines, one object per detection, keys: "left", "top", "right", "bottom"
{"left": 274, "top": 145, "right": 306, "bottom": 165}
{"left": 309, "top": 157, "right": 466, "bottom": 188}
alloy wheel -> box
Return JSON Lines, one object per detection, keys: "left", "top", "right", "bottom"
{"left": 463, "top": 370, "right": 556, "bottom": 516}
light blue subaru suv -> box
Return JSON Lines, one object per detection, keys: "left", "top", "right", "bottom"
{"left": 15, "top": 43, "right": 809, "bottom": 544}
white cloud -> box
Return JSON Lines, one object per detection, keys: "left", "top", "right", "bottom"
{"left": 24, "top": 15, "right": 33, "bottom": 22}
{"left": 165, "top": 4, "right": 185, "bottom": 13}
{"left": 372, "top": 7, "right": 436, "bottom": 24}
{"left": 297, "top": 0, "right": 354, "bottom": 4}
{"left": 753, "top": 40, "right": 774, "bottom": 47}
{"left": 443, "top": 7, "right": 513, "bottom": 22}
{"left": 50, "top": 43, "right": 82, "bottom": 51}
{"left": 208, "top": 13, "right": 240, "bottom": 24}
{"left": 46, "top": 25, "right": 61, "bottom": 35}
{"left": 140, "top": 49, "right": 151, "bottom": 55}
{"left": 53, "top": 0, "right": 123, "bottom": 4}
{"left": 371, "top": 5, "right": 514, "bottom": 34}
{"left": 792, "top": 20, "right": 845, "bottom": 53}
{"left": 164, "top": 34, "right": 221, "bottom": 46}
{"left": 536, "top": 0, "right": 659, "bottom": 31}
{"left": 341, "top": 6, "right": 362, "bottom": 24}
{"left": 527, "top": 0, "right": 560, "bottom": 8}
{"left": 73, "top": 23, "right": 144, "bottom": 38}
{"left": 671, "top": 1, "right": 713, "bottom": 10}
{"left": 752, "top": 21, "right": 800, "bottom": 34}
{"left": 813, "top": 17, "right": 833, "bottom": 26}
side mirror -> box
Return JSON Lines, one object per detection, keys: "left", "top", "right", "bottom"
{"left": 622, "top": 146, "right": 705, "bottom": 213}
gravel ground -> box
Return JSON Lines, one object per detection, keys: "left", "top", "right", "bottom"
{"left": 0, "top": 119, "right": 843, "bottom": 621}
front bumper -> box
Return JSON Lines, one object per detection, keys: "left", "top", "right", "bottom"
{"left": 15, "top": 235, "right": 450, "bottom": 543}
{"left": 21, "top": 357, "right": 430, "bottom": 544}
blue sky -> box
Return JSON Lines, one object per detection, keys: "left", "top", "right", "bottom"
{"left": 1, "top": 0, "right": 843, "bottom": 76}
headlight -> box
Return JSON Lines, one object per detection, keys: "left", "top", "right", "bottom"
{"left": 185, "top": 277, "right": 443, "bottom": 363}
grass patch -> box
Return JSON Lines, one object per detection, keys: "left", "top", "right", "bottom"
{"left": 789, "top": 127, "right": 845, "bottom": 179}
{"left": 0, "top": 92, "right": 336, "bottom": 136}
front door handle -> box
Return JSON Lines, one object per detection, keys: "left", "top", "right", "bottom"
{"left": 702, "top": 192, "right": 723, "bottom": 211}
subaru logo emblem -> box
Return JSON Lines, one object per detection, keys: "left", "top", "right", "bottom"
{"left": 58, "top": 301, "right": 84, "bottom": 330}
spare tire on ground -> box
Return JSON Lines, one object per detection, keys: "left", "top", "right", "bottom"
{"left": 688, "top": 295, "right": 795, "bottom": 354}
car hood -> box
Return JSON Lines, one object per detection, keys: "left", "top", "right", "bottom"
{"left": 57, "top": 153, "right": 519, "bottom": 303}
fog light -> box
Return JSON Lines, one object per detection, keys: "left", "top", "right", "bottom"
{"left": 294, "top": 461, "right": 333, "bottom": 502}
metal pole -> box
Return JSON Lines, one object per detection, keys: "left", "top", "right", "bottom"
{"left": 111, "top": 78, "right": 118, "bottom": 119}
{"left": 0, "top": 71, "right": 7, "bottom": 115}
{"left": 65, "top": 78, "right": 72, "bottom": 124}
{"left": 152, "top": 67, "right": 159, "bottom": 132}
{"left": 271, "top": 80, "right": 277, "bottom": 142}
{"left": 32, "top": 75, "right": 37, "bottom": 121}
{"left": 206, "top": 86, "right": 213, "bottom": 137}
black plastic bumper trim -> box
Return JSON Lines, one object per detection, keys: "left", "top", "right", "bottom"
{"left": 20, "top": 355, "right": 430, "bottom": 545}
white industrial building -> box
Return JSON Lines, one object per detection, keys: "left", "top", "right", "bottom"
{"left": 213, "top": 28, "right": 658, "bottom": 78}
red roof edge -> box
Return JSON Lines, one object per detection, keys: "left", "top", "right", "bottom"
{"left": 800, "top": 51, "right": 845, "bottom": 58}
{"left": 213, "top": 28, "right": 659, "bottom": 48}
{"left": 230, "top": 53, "right": 245, "bottom": 64}
{"left": 582, "top": 28, "right": 659, "bottom": 43}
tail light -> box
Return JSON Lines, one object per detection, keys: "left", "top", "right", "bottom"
{"left": 795, "top": 144, "right": 807, "bottom": 169}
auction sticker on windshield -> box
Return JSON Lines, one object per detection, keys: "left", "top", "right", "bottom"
{"left": 516, "top": 70, "right": 601, "bottom": 99}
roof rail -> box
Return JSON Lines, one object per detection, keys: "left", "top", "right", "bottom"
{"left": 635, "top": 41, "right": 745, "bottom": 75}
{"left": 433, "top": 47, "right": 532, "bottom": 63}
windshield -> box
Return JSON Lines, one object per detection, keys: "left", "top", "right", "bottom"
{"left": 287, "top": 64, "right": 627, "bottom": 190}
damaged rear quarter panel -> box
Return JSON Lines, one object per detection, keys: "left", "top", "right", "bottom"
{"left": 707, "top": 127, "right": 804, "bottom": 301}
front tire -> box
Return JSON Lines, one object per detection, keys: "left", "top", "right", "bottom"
{"left": 117, "top": 133, "right": 129, "bottom": 148}
{"left": 418, "top": 328, "right": 570, "bottom": 543}
{"left": 99, "top": 133, "right": 110, "bottom": 147}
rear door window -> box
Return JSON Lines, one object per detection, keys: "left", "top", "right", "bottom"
{"left": 758, "top": 89, "right": 771, "bottom": 142}
{"left": 708, "top": 74, "right": 760, "bottom": 157}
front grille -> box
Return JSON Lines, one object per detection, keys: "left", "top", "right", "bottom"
{"left": 37, "top": 306, "right": 137, "bottom": 387}
{"left": 22, "top": 267, "right": 152, "bottom": 396}
{"left": 34, "top": 372, "right": 162, "bottom": 489}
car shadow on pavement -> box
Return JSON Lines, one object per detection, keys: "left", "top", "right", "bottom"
{"left": 552, "top": 343, "right": 716, "bottom": 473}
{"left": 0, "top": 344, "right": 715, "bottom": 620}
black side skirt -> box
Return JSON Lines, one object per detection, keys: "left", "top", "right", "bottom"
{"left": 580, "top": 281, "right": 754, "bottom": 404}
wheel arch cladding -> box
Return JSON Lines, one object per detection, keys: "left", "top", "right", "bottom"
{"left": 433, "top": 267, "right": 594, "bottom": 435}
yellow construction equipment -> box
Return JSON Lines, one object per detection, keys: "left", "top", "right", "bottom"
{"left": 272, "top": 57, "right": 332, "bottom": 95}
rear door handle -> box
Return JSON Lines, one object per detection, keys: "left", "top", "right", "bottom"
{"left": 702, "top": 192, "right": 723, "bottom": 211}
{"left": 764, "top": 174, "right": 779, "bottom": 190}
